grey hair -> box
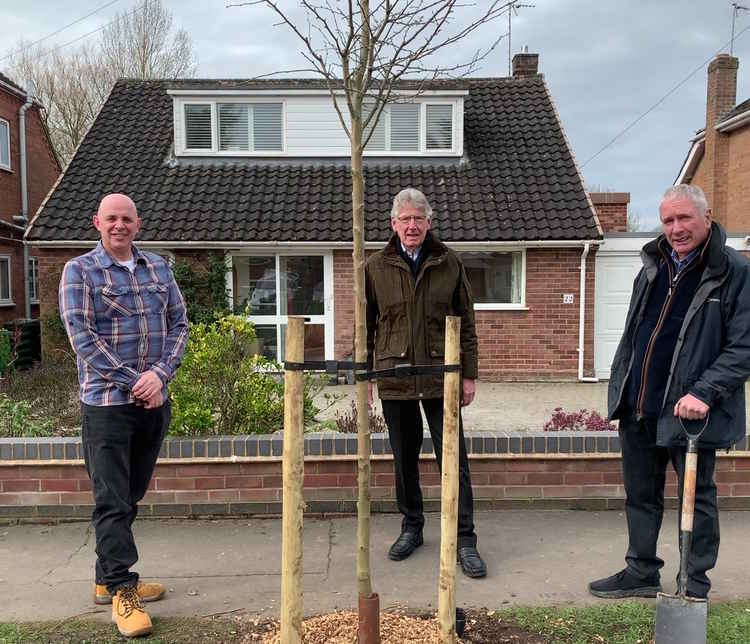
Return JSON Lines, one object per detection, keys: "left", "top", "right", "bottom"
{"left": 390, "top": 188, "right": 433, "bottom": 220}
{"left": 662, "top": 184, "right": 710, "bottom": 215}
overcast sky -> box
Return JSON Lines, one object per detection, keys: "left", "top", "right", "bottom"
{"left": 2, "top": 0, "right": 750, "bottom": 229}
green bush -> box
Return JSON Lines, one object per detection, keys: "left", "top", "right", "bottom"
{"left": 0, "top": 329, "right": 12, "bottom": 376}
{"left": 169, "top": 312, "right": 330, "bottom": 436}
{"left": 0, "top": 393, "right": 55, "bottom": 437}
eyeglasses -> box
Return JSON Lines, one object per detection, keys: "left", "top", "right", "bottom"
{"left": 395, "top": 215, "right": 428, "bottom": 225}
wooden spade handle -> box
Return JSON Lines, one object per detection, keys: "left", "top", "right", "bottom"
{"left": 681, "top": 447, "right": 698, "bottom": 533}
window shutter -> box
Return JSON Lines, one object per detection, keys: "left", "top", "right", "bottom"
{"left": 390, "top": 103, "right": 419, "bottom": 151}
{"left": 363, "top": 102, "right": 386, "bottom": 151}
{"left": 184, "top": 104, "right": 212, "bottom": 149}
{"left": 253, "top": 103, "right": 283, "bottom": 151}
{"left": 0, "top": 120, "right": 9, "bottom": 167}
{"left": 218, "top": 103, "right": 249, "bottom": 151}
{"left": 426, "top": 104, "right": 453, "bottom": 150}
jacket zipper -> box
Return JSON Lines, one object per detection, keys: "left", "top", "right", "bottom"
{"left": 635, "top": 255, "right": 681, "bottom": 417}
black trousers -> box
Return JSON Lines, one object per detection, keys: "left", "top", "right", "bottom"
{"left": 82, "top": 401, "right": 170, "bottom": 593}
{"left": 620, "top": 415, "right": 719, "bottom": 597}
{"left": 381, "top": 398, "right": 477, "bottom": 547}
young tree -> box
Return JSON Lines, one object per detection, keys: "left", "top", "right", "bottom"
{"left": 4, "top": 0, "right": 197, "bottom": 163}
{"left": 229, "top": 1, "right": 511, "bottom": 641}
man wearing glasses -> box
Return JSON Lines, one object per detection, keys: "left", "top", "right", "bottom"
{"left": 365, "top": 188, "right": 486, "bottom": 578}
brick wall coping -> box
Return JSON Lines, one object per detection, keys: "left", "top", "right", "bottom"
{"left": 3, "top": 431, "right": 750, "bottom": 463}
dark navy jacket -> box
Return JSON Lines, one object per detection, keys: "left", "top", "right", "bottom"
{"left": 608, "top": 222, "right": 750, "bottom": 448}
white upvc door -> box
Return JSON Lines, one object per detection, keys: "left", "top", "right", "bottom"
{"left": 226, "top": 251, "right": 334, "bottom": 362}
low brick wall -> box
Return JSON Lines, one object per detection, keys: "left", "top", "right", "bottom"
{"left": 2, "top": 432, "right": 750, "bottom": 520}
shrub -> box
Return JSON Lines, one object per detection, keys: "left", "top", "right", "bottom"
{"left": 1, "top": 356, "right": 80, "bottom": 434}
{"left": 0, "top": 394, "right": 55, "bottom": 438}
{"left": 543, "top": 407, "right": 615, "bottom": 432}
{"left": 335, "top": 400, "right": 388, "bottom": 434}
{"left": 0, "top": 329, "right": 12, "bottom": 376}
{"left": 172, "top": 255, "right": 231, "bottom": 324}
{"left": 169, "top": 312, "right": 330, "bottom": 436}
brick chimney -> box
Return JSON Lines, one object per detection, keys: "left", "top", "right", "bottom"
{"left": 589, "top": 192, "right": 630, "bottom": 233}
{"left": 702, "top": 53, "right": 739, "bottom": 228}
{"left": 512, "top": 48, "right": 539, "bottom": 78}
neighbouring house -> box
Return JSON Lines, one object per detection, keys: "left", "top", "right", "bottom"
{"left": 676, "top": 53, "right": 750, "bottom": 234}
{"left": 27, "top": 52, "right": 625, "bottom": 380}
{"left": 0, "top": 72, "right": 60, "bottom": 323}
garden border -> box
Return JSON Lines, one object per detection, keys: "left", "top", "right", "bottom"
{"left": 3, "top": 431, "right": 750, "bottom": 521}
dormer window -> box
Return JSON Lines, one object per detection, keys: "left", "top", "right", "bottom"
{"left": 170, "top": 90, "right": 464, "bottom": 157}
{"left": 180, "top": 100, "right": 284, "bottom": 154}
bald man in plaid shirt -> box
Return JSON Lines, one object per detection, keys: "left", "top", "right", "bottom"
{"left": 59, "top": 193, "right": 188, "bottom": 638}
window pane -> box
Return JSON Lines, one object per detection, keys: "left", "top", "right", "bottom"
{"left": 184, "top": 104, "right": 212, "bottom": 149}
{"left": 253, "top": 103, "right": 283, "bottom": 151}
{"left": 252, "top": 324, "right": 279, "bottom": 361}
{"left": 218, "top": 103, "right": 249, "bottom": 151}
{"left": 0, "top": 120, "right": 9, "bottom": 167}
{"left": 280, "top": 323, "right": 325, "bottom": 362}
{"left": 363, "top": 102, "right": 385, "bottom": 151}
{"left": 234, "top": 256, "right": 276, "bottom": 315}
{"left": 0, "top": 258, "right": 10, "bottom": 301}
{"left": 279, "top": 256, "right": 324, "bottom": 316}
{"left": 461, "top": 252, "right": 521, "bottom": 304}
{"left": 29, "top": 258, "right": 38, "bottom": 301}
{"left": 426, "top": 104, "right": 453, "bottom": 150}
{"left": 390, "top": 103, "right": 419, "bottom": 151}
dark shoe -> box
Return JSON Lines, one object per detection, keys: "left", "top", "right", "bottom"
{"left": 457, "top": 545, "right": 487, "bottom": 578}
{"left": 388, "top": 530, "right": 423, "bottom": 561}
{"left": 589, "top": 569, "right": 662, "bottom": 598}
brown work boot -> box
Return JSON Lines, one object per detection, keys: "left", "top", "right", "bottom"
{"left": 94, "top": 580, "right": 166, "bottom": 605}
{"left": 112, "top": 586, "right": 153, "bottom": 638}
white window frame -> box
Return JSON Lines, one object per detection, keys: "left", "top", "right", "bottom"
{"left": 29, "top": 256, "right": 39, "bottom": 304}
{"left": 364, "top": 99, "right": 461, "bottom": 157}
{"left": 454, "top": 247, "right": 527, "bottom": 311}
{"left": 225, "top": 250, "right": 334, "bottom": 361}
{"left": 175, "top": 97, "right": 286, "bottom": 156}
{"left": 0, "top": 255, "right": 13, "bottom": 305}
{"left": 0, "top": 117, "right": 10, "bottom": 171}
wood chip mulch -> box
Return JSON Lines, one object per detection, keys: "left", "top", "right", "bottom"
{"left": 241, "top": 608, "right": 549, "bottom": 643}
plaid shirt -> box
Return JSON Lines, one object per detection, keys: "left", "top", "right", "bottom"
{"left": 59, "top": 242, "right": 188, "bottom": 406}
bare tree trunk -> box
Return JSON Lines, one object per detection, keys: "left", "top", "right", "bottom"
{"left": 438, "top": 316, "right": 461, "bottom": 644}
{"left": 280, "top": 317, "right": 305, "bottom": 644}
{"left": 352, "top": 120, "right": 373, "bottom": 600}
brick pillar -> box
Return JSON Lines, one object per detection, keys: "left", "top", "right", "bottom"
{"left": 588, "top": 192, "right": 630, "bottom": 233}
{"left": 703, "top": 54, "right": 739, "bottom": 229}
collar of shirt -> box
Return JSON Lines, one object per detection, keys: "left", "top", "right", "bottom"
{"left": 399, "top": 241, "right": 422, "bottom": 262}
{"left": 669, "top": 245, "right": 701, "bottom": 274}
{"left": 93, "top": 241, "right": 145, "bottom": 269}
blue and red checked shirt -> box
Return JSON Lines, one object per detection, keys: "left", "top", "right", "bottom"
{"left": 59, "top": 242, "right": 189, "bottom": 406}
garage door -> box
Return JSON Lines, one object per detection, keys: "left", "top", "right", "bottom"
{"left": 594, "top": 240, "right": 647, "bottom": 379}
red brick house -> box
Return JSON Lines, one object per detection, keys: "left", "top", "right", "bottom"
{"left": 27, "top": 53, "right": 619, "bottom": 380}
{"left": 0, "top": 71, "right": 60, "bottom": 323}
{"left": 676, "top": 53, "right": 750, "bottom": 233}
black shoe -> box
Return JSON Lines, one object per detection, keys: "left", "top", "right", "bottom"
{"left": 589, "top": 569, "right": 662, "bottom": 598}
{"left": 457, "top": 545, "right": 487, "bottom": 578}
{"left": 388, "top": 530, "right": 423, "bottom": 561}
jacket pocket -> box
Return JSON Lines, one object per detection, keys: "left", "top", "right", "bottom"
{"left": 426, "top": 297, "right": 450, "bottom": 358}
{"left": 376, "top": 300, "right": 408, "bottom": 359}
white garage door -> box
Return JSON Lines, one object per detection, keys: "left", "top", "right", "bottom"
{"left": 594, "top": 238, "right": 649, "bottom": 379}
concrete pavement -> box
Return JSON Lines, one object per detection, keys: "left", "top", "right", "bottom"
{"left": 2, "top": 509, "right": 750, "bottom": 622}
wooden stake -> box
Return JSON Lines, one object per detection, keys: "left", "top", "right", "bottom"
{"left": 438, "top": 316, "right": 461, "bottom": 644}
{"left": 280, "top": 317, "right": 305, "bottom": 644}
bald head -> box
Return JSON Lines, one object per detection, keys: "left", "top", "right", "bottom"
{"left": 93, "top": 193, "right": 141, "bottom": 261}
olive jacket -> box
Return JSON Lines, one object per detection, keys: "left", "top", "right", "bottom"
{"left": 608, "top": 222, "right": 750, "bottom": 448}
{"left": 365, "top": 232, "right": 478, "bottom": 400}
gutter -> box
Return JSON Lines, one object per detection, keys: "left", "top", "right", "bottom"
{"left": 716, "top": 109, "right": 750, "bottom": 133}
{"left": 27, "top": 238, "right": 605, "bottom": 250}
{"left": 19, "top": 92, "right": 33, "bottom": 319}
{"left": 577, "top": 242, "right": 598, "bottom": 383}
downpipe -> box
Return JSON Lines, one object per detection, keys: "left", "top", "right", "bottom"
{"left": 19, "top": 92, "right": 33, "bottom": 319}
{"left": 578, "top": 242, "right": 598, "bottom": 383}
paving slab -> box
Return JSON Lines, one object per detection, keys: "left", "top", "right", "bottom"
{"left": 2, "top": 510, "right": 750, "bottom": 622}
